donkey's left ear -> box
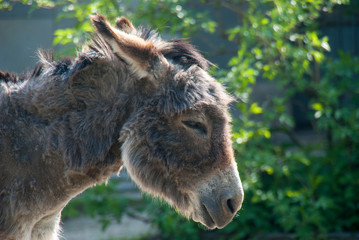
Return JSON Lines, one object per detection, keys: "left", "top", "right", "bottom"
{"left": 90, "top": 14, "right": 168, "bottom": 80}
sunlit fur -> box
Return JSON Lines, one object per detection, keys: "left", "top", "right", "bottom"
{"left": 0, "top": 14, "right": 243, "bottom": 240}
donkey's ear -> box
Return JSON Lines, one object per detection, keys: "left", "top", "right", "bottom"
{"left": 90, "top": 14, "right": 168, "bottom": 80}
{"left": 115, "top": 16, "right": 135, "bottom": 33}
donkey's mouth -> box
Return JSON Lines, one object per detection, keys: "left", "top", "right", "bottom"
{"left": 201, "top": 204, "right": 216, "bottom": 229}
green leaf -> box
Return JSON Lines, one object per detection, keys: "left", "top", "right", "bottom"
{"left": 258, "top": 128, "right": 271, "bottom": 138}
{"left": 311, "top": 50, "right": 324, "bottom": 63}
{"left": 309, "top": 31, "right": 321, "bottom": 47}
{"left": 249, "top": 102, "right": 263, "bottom": 114}
{"left": 261, "top": 18, "right": 269, "bottom": 25}
{"left": 312, "top": 102, "right": 323, "bottom": 111}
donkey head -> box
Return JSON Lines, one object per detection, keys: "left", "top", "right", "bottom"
{"left": 90, "top": 14, "right": 243, "bottom": 229}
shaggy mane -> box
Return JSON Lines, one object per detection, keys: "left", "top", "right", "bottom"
{"left": 161, "top": 39, "right": 212, "bottom": 71}
{"left": 138, "top": 28, "right": 212, "bottom": 70}
{"left": 0, "top": 64, "right": 43, "bottom": 83}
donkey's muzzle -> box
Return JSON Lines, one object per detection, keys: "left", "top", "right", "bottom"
{"left": 200, "top": 189, "right": 243, "bottom": 229}
{"left": 192, "top": 162, "right": 244, "bottom": 229}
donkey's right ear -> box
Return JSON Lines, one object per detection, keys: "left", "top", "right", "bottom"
{"left": 90, "top": 14, "right": 169, "bottom": 81}
{"left": 115, "top": 17, "right": 136, "bottom": 33}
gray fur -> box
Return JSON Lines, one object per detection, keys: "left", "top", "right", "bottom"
{"left": 0, "top": 14, "right": 243, "bottom": 240}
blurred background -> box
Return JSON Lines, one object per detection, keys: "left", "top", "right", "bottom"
{"left": 1, "top": 0, "right": 359, "bottom": 239}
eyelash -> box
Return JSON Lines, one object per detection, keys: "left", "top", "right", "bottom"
{"left": 182, "top": 121, "right": 207, "bottom": 135}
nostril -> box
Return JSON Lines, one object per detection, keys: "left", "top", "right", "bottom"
{"left": 227, "top": 198, "right": 235, "bottom": 214}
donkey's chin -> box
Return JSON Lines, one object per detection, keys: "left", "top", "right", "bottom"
{"left": 192, "top": 208, "right": 217, "bottom": 229}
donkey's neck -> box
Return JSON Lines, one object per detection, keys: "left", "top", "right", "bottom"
{"left": 2, "top": 55, "right": 134, "bottom": 188}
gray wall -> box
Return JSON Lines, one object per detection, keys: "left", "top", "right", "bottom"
{"left": 0, "top": 4, "right": 71, "bottom": 73}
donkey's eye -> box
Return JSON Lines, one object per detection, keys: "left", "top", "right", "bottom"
{"left": 182, "top": 121, "right": 207, "bottom": 135}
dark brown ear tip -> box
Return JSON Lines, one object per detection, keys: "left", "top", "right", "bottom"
{"left": 115, "top": 16, "right": 135, "bottom": 32}
{"left": 89, "top": 13, "right": 113, "bottom": 38}
{"left": 89, "top": 13, "right": 107, "bottom": 25}
{"left": 116, "top": 16, "right": 128, "bottom": 24}
{"left": 116, "top": 16, "right": 130, "bottom": 24}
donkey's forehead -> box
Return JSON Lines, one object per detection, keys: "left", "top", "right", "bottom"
{"left": 153, "top": 65, "right": 233, "bottom": 116}
{"left": 172, "top": 66, "right": 233, "bottom": 105}
{"left": 171, "top": 64, "right": 205, "bottom": 81}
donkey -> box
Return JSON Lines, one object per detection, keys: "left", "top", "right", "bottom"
{"left": 0, "top": 14, "right": 243, "bottom": 240}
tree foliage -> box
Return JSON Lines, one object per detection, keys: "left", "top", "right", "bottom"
{"left": 1, "top": 0, "right": 358, "bottom": 239}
